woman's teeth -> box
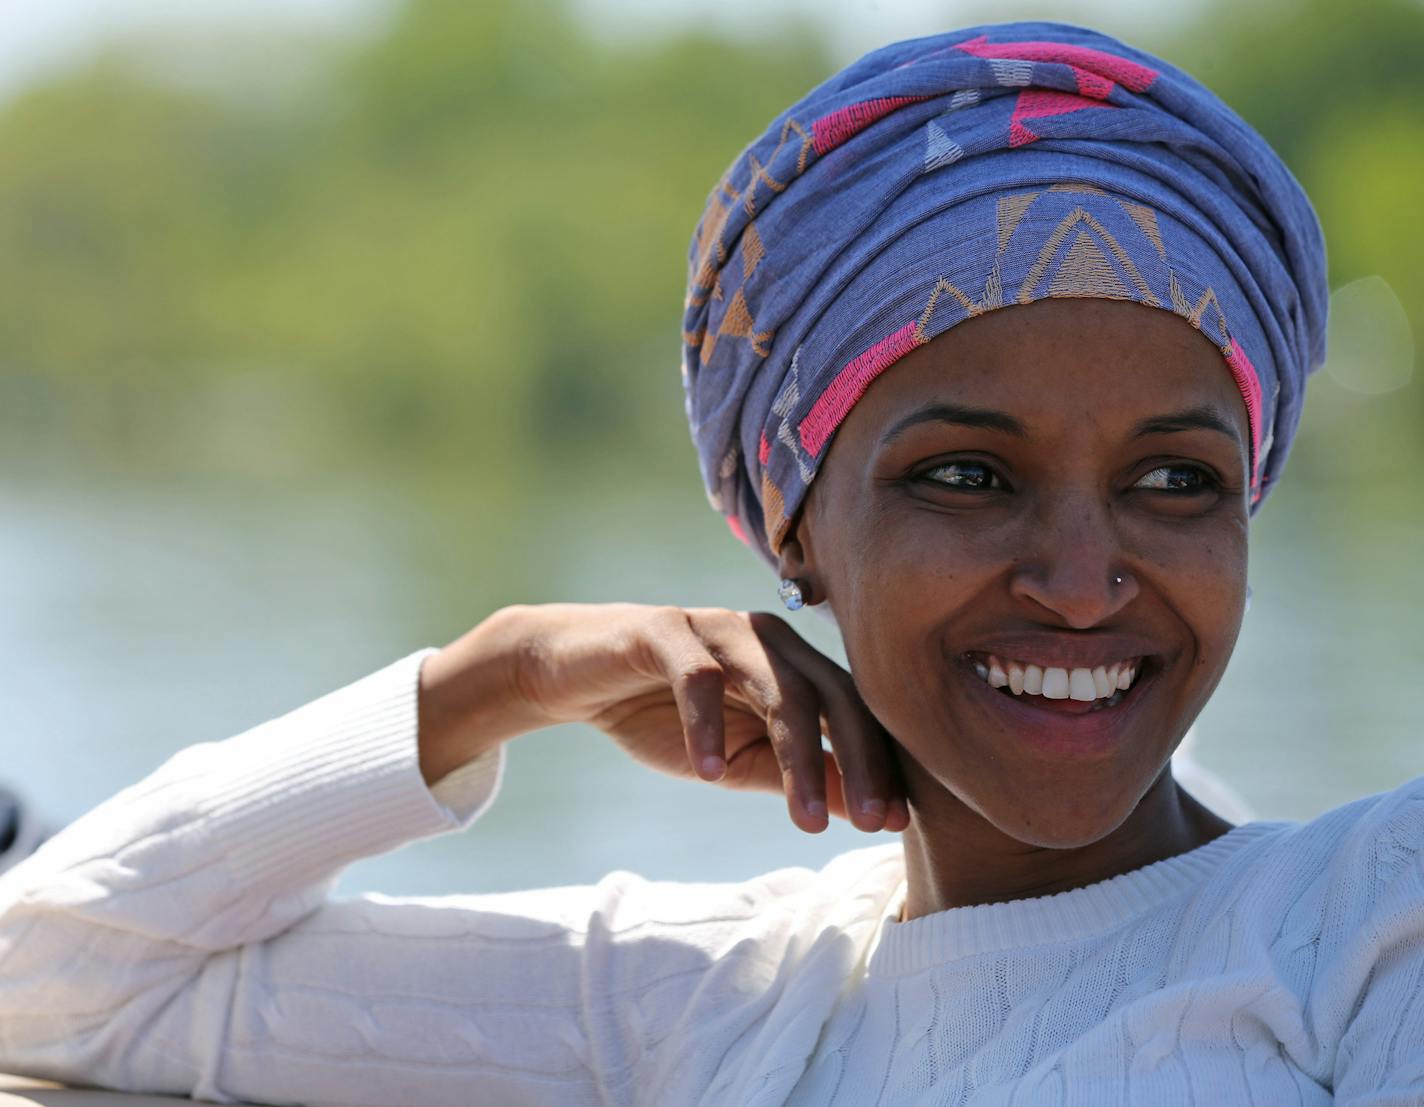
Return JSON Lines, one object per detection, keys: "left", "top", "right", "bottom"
{"left": 970, "top": 655, "right": 1140, "bottom": 703}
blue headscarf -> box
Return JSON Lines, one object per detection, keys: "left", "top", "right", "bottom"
{"left": 682, "top": 21, "right": 1328, "bottom": 565}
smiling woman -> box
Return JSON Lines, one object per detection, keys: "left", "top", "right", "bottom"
{"left": 791, "top": 299, "right": 1249, "bottom": 913}
{"left": 1, "top": 19, "right": 1421, "bottom": 1107}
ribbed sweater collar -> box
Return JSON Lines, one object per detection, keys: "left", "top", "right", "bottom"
{"left": 868, "top": 819, "right": 1287, "bottom": 977}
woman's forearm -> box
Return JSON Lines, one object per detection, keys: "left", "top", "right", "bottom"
{"left": 0, "top": 652, "right": 504, "bottom": 1096}
{"left": 417, "top": 605, "right": 550, "bottom": 785}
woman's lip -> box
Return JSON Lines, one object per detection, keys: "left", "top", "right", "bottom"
{"left": 958, "top": 657, "right": 1158, "bottom": 758}
{"left": 962, "top": 645, "right": 1158, "bottom": 672}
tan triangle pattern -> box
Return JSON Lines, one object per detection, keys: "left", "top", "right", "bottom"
{"left": 703, "top": 287, "right": 775, "bottom": 359}
{"left": 743, "top": 153, "right": 790, "bottom": 217}
{"left": 1169, "top": 270, "right": 1192, "bottom": 316}
{"left": 996, "top": 192, "right": 1040, "bottom": 253}
{"left": 1189, "top": 285, "right": 1220, "bottom": 329}
{"left": 742, "top": 223, "right": 765, "bottom": 280}
{"left": 719, "top": 288, "right": 755, "bottom": 338}
{"left": 1048, "top": 182, "right": 1107, "bottom": 196}
{"left": 1122, "top": 202, "right": 1167, "bottom": 260}
{"left": 980, "top": 263, "right": 1003, "bottom": 312}
{"left": 1047, "top": 231, "right": 1131, "bottom": 299}
{"left": 916, "top": 261, "right": 1011, "bottom": 334}
{"left": 919, "top": 277, "right": 974, "bottom": 332}
{"left": 762, "top": 471, "right": 789, "bottom": 551}
{"left": 1018, "top": 208, "right": 1160, "bottom": 307}
{"left": 695, "top": 186, "right": 734, "bottom": 273}
{"left": 690, "top": 124, "right": 803, "bottom": 305}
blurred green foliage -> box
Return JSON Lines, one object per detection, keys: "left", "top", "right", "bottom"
{"left": 1177, "top": 0, "right": 1424, "bottom": 345}
{"left": 0, "top": 0, "right": 827, "bottom": 495}
{"left": 0, "top": 0, "right": 1417, "bottom": 505}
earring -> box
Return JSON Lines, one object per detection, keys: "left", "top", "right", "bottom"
{"left": 777, "top": 579, "right": 806, "bottom": 611}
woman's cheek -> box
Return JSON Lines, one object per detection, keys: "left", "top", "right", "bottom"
{"left": 851, "top": 526, "right": 968, "bottom": 614}
{"left": 1132, "top": 512, "right": 1247, "bottom": 585}
{"left": 1138, "top": 517, "right": 1247, "bottom": 677}
{"left": 845, "top": 550, "right": 976, "bottom": 707}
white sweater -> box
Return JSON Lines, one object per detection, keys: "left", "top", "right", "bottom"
{"left": 0, "top": 651, "right": 1421, "bottom": 1107}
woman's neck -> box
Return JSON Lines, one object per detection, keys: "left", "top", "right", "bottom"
{"left": 898, "top": 770, "right": 1235, "bottom": 920}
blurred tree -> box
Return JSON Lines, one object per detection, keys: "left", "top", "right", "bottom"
{"left": 0, "top": 0, "right": 1417, "bottom": 498}
{"left": 0, "top": 0, "right": 828, "bottom": 492}
{"left": 1172, "top": 0, "right": 1424, "bottom": 343}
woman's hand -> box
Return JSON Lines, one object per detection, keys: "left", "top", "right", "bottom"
{"left": 418, "top": 603, "right": 909, "bottom": 834}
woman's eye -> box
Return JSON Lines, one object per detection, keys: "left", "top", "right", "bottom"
{"left": 921, "top": 462, "right": 1003, "bottom": 491}
{"left": 1134, "top": 464, "right": 1217, "bottom": 493}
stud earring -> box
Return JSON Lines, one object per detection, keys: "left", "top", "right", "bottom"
{"left": 777, "top": 579, "right": 806, "bottom": 611}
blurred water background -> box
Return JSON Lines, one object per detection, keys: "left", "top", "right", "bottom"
{"left": 1, "top": 0, "right": 1420, "bottom": 897}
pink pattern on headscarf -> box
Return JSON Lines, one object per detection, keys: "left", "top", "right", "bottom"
{"left": 811, "top": 95, "right": 932, "bottom": 156}
{"left": 953, "top": 35, "right": 1159, "bottom": 95}
{"left": 799, "top": 321, "right": 926, "bottom": 457}
{"left": 1224, "top": 337, "right": 1265, "bottom": 490}
{"left": 1008, "top": 89, "right": 1118, "bottom": 147}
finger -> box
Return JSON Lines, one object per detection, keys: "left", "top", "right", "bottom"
{"left": 641, "top": 608, "right": 728, "bottom": 782}
{"left": 881, "top": 753, "right": 912, "bottom": 832}
{"left": 750, "top": 611, "right": 899, "bottom": 833}
{"left": 688, "top": 610, "right": 830, "bottom": 833}
{"left": 820, "top": 688, "right": 895, "bottom": 832}
{"left": 818, "top": 749, "right": 852, "bottom": 823}
{"left": 731, "top": 654, "right": 830, "bottom": 833}
{"left": 725, "top": 744, "right": 850, "bottom": 822}
{"left": 764, "top": 674, "right": 831, "bottom": 833}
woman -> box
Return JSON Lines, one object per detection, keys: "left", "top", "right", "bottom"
{"left": 0, "top": 20, "right": 1418, "bottom": 1107}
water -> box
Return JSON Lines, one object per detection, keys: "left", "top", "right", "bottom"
{"left": 2, "top": 431, "right": 1421, "bottom": 899}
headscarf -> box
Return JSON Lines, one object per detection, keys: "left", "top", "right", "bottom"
{"left": 681, "top": 21, "right": 1328, "bottom": 566}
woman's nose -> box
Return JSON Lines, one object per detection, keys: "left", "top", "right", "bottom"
{"left": 1007, "top": 492, "right": 1138, "bottom": 627}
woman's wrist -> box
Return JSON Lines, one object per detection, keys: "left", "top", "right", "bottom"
{"left": 416, "top": 606, "right": 551, "bottom": 785}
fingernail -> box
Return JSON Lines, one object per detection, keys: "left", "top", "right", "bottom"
{"left": 805, "top": 799, "right": 828, "bottom": 823}
{"left": 860, "top": 798, "right": 887, "bottom": 820}
{"left": 700, "top": 756, "right": 725, "bottom": 780}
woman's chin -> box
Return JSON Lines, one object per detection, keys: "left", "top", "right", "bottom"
{"left": 951, "top": 772, "right": 1153, "bottom": 851}
{"left": 989, "top": 809, "right": 1137, "bottom": 851}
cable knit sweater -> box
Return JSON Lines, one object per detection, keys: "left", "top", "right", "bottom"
{"left": 0, "top": 650, "right": 1421, "bottom": 1106}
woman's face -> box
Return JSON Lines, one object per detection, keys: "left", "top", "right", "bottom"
{"left": 791, "top": 298, "right": 1251, "bottom": 848}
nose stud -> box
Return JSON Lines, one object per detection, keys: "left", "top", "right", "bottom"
{"left": 1111, "top": 575, "right": 1124, "bottom": 587}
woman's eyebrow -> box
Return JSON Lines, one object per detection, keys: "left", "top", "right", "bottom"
{"left": 879, "top": 402, "right": 1029, "bottom": 446}
{"left": 878, "top": 402, "right": 1242, "bottom": 448}
{"left": 1131, "top": 406, "right": 1243, "bottom": 445}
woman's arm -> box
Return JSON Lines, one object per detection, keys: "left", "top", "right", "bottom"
{"left": 0, "top": 605, "right": 903, "bottom": 1105}
{"left": 0, "top": 650, "right": 513, "bottom": 1100}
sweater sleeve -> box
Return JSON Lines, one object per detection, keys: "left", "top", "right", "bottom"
{"left": 1322, "top": 780, "right": 1424, "bottom": 1105}
{"left": 0, "top": 650, "right": 650, "bottom": 1107}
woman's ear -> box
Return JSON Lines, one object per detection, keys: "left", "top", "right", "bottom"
{"left": 775, "top": 532, "right": 818, "bottom": 607}
{"left": 776, "top": 515, "right": 840, "bottom": 623}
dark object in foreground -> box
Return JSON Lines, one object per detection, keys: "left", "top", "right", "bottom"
{"left": 0, "top": 788, "right": 55, "bottom": 876}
